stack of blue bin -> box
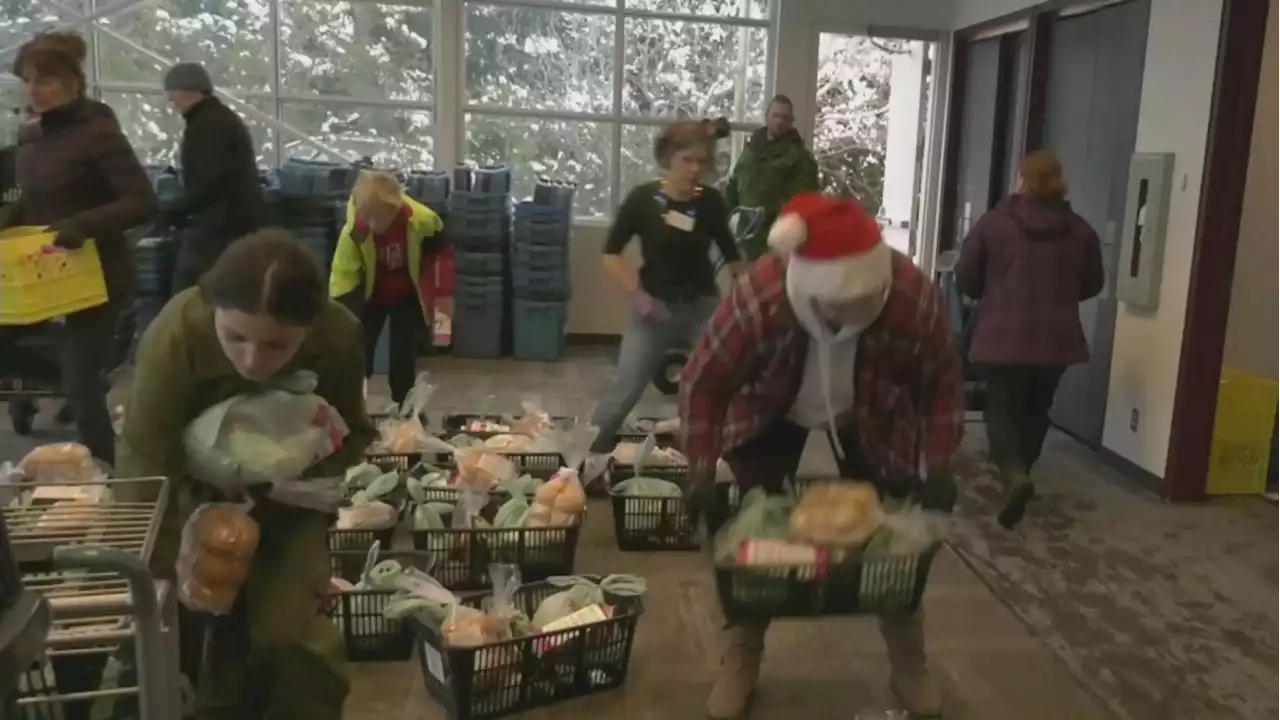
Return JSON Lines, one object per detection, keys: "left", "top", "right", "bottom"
{"left": 510, "top": 179, "right": 575, "bottom": 361}
{"left": 449, "top": 166, "right": 512, "bottom": 359}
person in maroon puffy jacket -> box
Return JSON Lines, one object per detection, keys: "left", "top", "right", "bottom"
{"left": 955, "top": 150, "right": 1103, "bottom": 529}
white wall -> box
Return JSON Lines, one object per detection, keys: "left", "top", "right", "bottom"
{"left": 950, "top": 0, "right": 1228, "bottom": 476}
{"left": 1100, "top": 0, "right": 1223, "bottom": 476}
{"left": 1220, "top": 0, "right": 1278, "bottom": 382}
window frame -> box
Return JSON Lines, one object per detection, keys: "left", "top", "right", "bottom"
{"left": 458, "top": 0, "right": 777, "bottom": 214}
{"left": 0, "top": 0, "right": 776, "bottom": 218}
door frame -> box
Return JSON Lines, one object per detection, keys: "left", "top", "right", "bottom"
{"left": 803, "top": 24, "right": 949, "bottom": 271}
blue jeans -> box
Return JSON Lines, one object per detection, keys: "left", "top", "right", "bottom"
{"left": 589, "top": 295, "right": 719, "bottom": 453}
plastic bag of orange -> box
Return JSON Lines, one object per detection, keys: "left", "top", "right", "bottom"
{"left": 0, "top": 226, "right": 108, "bottom": 325}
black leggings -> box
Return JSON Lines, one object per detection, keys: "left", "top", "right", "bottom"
{"left": 0, "top": 303, "right": 118, "bottom": 465}
{"left": 361, "top": 299, "right": 425, "bottom": 405}
{"left": 981, "top": 363, "right": 1066, "bottom": 478}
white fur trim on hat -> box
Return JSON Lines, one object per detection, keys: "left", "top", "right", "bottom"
{"left": 788, "top": 241, "right": 892, "bottom": 303}
{"left": 767, "top": 213, "right": 807, "bottom": 254}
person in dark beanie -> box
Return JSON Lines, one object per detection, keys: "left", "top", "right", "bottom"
{"left": 164, "top": 61, "right": 266, "bottom": 292}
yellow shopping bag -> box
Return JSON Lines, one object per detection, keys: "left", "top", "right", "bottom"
{"left": 0, "top": 226, "right": 108, "bottom": 325}
{"left": 1206, "top": 368, "right": 1279, "bottom": 495}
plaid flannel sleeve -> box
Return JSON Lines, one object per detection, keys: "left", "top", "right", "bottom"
{"left": 679, "top": 275, "right": 762, "bottom": 488}
{"left": 918, "top": 279, "right": 965, "bottom": 475}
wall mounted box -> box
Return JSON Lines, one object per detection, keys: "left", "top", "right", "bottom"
{"left": 1116, "top": 152, "right": 1175, "bottom": 311}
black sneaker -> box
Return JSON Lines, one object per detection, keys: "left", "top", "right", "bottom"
{"left": 998, "top": 479, "right": 1035, "bottom": 529}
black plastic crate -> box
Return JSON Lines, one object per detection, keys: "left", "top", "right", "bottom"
{"left": 365, "top": 451, "right": 430, "bottom": 472}
{"left": 433, "top": 448, "right": 566, "bottom": 481}
{"left": 328, "top": 526, "right": 397, "bottom": 579}
{"left": 608, "top": 465, "right": 701, "bottom": 552}
{"left": 408, "top": 501, "right": 581, "bottom": 591}
{"left": 713, "top": 544, "right": 942, "bottom": 620}
{"left": 328, "top": 550, "right": 434, "bottom": 662}
{"left": 409, "top": 577, "right": 642, "bottom": 720}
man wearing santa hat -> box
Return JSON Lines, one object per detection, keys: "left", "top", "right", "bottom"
{"left": 679, "top": 193, "right": 963, "bottom": 719}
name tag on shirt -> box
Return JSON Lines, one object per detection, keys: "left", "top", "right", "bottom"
{"left": 663, "top": 211, "right": 696, "bottom": 232}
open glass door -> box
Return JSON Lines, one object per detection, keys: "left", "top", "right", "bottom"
{"left": 812, "top": 30, "right": 937, "bottom": 263}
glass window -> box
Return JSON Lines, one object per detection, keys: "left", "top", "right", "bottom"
{"left": 813, "top": 34, "right": 914, "bottom": 213}
{"left": 279, "top": 1, "right": 435, "bottom": 102}
{"left": 465, "top": 5, "right": 614, "bottom": 113}
{"left": 0, "top": 0, "right": 88, "bottom": 74}
{"left": 96, "top": 0, "right": 274, "bottom": 92}
{"left": 101, "top": 91, "right": 276, "bottom": 166}
{"left": 280, "top": 102, "right": 434, "bottom": 169}
{"left": 622, "top": 17, "right": 766, "bottom": 121}
{"left": 465, "top": 114, "right": 611, "bottom": 218}
{"left": 0, "top": 83, "right": 22, "bottom": 146}
{"left": 625, "top": 0, "right": 770, "bottom": 20}
{"left": 619, "top": 123, "right": 747, "bottom": 201}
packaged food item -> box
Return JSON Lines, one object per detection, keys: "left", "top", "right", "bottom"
{"left": 176, "top": 502, "right": 260, "bottom": 615}
{"left": 335, "top": 500, "right": 399, "bottom": 531}
{"left": 454, "top": 447, "right": 517, "bottom": 492}
{"left": 18, "top": 443, "right": 98, "bottom": 484}
{"left": 483, "top": 434, "right": 534, "bottom": 452}
{"left": 373, "top": 373, "right": 437, "bottom": 453}
{"left": 525, "top": 424, "right": 596, "bottom": 528}
{"left": 789, "top": 481, "right": 884, "bottom": 547}
{"left": 508, "top": 397, "right": 552, "bottom": 436}
{"left": 530, "top": 574, "right": 646, "bottom": 630}
{"left": 713, "top": 487, "right": 796, "bottom": 564}
{"left": 184, "top": 371, "right": 349, "bottom": 493}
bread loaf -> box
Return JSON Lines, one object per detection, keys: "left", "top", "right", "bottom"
{"left": 177, "top": 505, "right": 260, "bottom": 615}
{"left": 19, "top": 443, "right": 95, "bottom": 483}
{"left": 789, "top": 482, "right": 884, "bottom": 546}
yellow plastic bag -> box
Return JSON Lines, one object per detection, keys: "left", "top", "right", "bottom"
{"left": 0, "top": 226, "right": 108, "bottom": 325}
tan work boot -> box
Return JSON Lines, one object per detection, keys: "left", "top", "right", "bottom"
{"left": 706, "top": 622, "right": 768, "bottom": 719}
{"left": 879, "top": 612, "right": 943, "bottom": 718}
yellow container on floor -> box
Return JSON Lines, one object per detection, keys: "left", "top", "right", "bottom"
{"left": 1206, "top": 368, "right": 1279, "bottom": 495}
{"left": 0, "top": 226, "right": 108, "bottom": 325}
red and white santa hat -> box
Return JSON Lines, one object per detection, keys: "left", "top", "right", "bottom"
{"left": 767, "top": 193, "right": 892, "bottom": 302}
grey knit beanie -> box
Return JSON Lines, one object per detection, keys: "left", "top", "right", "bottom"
{"left": 163, "top": 63, "right": 213, "bottom": 94}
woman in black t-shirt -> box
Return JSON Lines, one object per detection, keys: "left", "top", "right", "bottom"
{"left": 588, "top": 120, "right": 745, "bottom": 454}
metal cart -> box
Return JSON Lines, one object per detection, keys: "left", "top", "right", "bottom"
{"left": 1, "top": 476, "right": 181, "bottom": 720}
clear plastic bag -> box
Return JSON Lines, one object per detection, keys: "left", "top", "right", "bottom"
{"left": 269, "top": 476, "right": 345, "bottom": 513}
{"left": 713, "top": 487, "right": 796, "bottom": 564}
{"left": 863, "top": 504, "right": 949, "bottom": 558}
{"left": 183, "top": 371, "right": 349, "bottom": 494}
{"left": 335, "top": 500, "right": 398, "bottom": 530}
{"left": 524, "top": 422, "right": 588, "bottom": 530}
{"left": 374, "top": 373, "right": 437, "bottom": 453}
{"left": 176, "top": 501, "right": 260, "bottom": 615}
{"left": 530, "top": 574, "right": 647, "bottom": 629}
{"left": 508, "top": 396, "right": 552, "bottom": 436}
{"left": 454, "top": 447, "right": 517, "bottom": 493}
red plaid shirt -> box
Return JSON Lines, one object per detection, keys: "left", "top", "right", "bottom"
{"left": 679, "top": 251, "right": 964, "bottom": 488}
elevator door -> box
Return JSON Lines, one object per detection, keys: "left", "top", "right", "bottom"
{"left": 953, "top": 37, "right": 1003, "bottom": 249}
{"left": 1043, "top": 0, "right": 1151, "bottom": 443}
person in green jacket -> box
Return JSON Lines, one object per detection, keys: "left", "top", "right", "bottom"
{"left": 116, "top": 229, "right": 377, "bottom": 719}
{"left": 329, "top": 170, "right": 446, "bottom": 405}
{"left": 725, "top": 94, "right": 822, "bottom": 259}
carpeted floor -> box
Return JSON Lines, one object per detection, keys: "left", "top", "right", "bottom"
{"left": 946, "top": 427, "right": 1278, "bottom": 720}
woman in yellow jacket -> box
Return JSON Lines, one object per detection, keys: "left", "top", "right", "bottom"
{"left": 329, "top": 171, "right": 446, "bottom": 404}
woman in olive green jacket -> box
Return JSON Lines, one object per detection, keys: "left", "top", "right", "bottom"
{"left": 117, "top": 229, "right": 376, "bottom": 719}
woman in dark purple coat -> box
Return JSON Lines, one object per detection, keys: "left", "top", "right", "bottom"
{"left": 955, "top": 150, "right": 1104, "bottom": 529}
{"left": 1, "top": 32, "right": 156, "bottom": 467}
